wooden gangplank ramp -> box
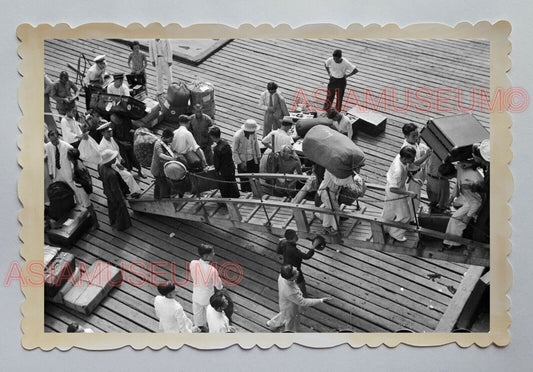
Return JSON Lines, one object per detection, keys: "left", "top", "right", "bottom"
{"left": 44, "top": 38, "right": 490, "bottom": 333}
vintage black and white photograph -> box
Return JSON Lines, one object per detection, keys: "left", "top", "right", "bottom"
{"left": 16, "top": 22, "right": 511, "bottom": 349}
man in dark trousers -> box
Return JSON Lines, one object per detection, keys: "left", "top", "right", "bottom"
{"left": 150, "top": 129, "right": 176, "bottom": 199}
{"left": 277, "top": 229, "right": 319, "bottom": 297}
{"left": 98, "top": 149, "right": 132, "bottom": 231}
{"left": 323, "top": 49, "right": 358, "bottom": 112}
{"left": 209, "top": 126, "right": 240, "bottom": 199}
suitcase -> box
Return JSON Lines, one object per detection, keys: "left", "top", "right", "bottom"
{"left": 47, "top": 207, "right": 92, "bottom": 247}
{"left": 418, "top": 212, "right": 451, "bottom": 240}
{"left": 346, "top": 106, "right": 387, "bottom": 136}
{"left": 420, "top": 114, "right": 489, "bottom": 162}
{"left": 44, "top": 251, "right": 76, "bottom": 297}
{"left": 132, "top": 97, "right": 161, "bottom": 128}
{"left": 46, "top": 265, "right": 81, "bottom": 304}
{"left": 44, "top": 245, "right": 61, "bottom": 267}
{"left": 47, "top": 182, "right": 76, "bottom": 221}
{"left": 63, "top": 260, "right": 122, "bottom": 315}
{"left": 189, "top": 168, "right": 219, "bottom": 195}
{"left": 89, "top": 92, "right": 147, "bottom": 120}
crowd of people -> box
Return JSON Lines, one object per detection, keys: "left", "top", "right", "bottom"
{"left": 45, "top": 42, "right": 490, "bottom": 333}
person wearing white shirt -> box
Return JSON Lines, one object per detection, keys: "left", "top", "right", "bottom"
{"left": 189, "top": 244, "right": 223, "bottom": 331}
{"left": 323, "top": 49, "right": 358, "bottom": 111}
{"left": 106, "top": 73, "right": 130, "bottom": 96}
{"left": 381, "top": 147, "right": 418, "bottom": 242}
{"left": 171, "top": 115, "right": 207, "bottom": 169}
{"left": 259, "top": 118, "right": 294, "bottom": 173}
{"left": 149, "top": 39, "right": 173, "bottom": 95}
{"left": 154, "top": 282, "right": 195, "bottom": 333}
{"left": 83, "top": 54, "right": 107, "bottom": 110}
{"left": 59, "top": 107, "right": 84, "bottom": 147}
{"left": 206, "top": 293, "right": 235, "bottom": 333}
{"left": 400, "top": 123, "right": 433, "bottom": 220}
{"left": 326, "top": 108, "right": 355, "bottom": 140}
{"left": 45, "top": 129, "right": 74, "bottom": 185}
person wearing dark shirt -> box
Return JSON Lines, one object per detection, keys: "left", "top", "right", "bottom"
{"left": 277, "top": 229, "right": 315, "bottom": 297}
{"left": 209, "top": 126, "right": 240, "bottom": 199}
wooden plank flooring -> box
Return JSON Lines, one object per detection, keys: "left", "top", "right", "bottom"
{"left": 43, "top": 37, "right": 489, "bottom": 333}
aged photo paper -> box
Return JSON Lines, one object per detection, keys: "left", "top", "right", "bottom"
{"left": 17, "top": 22, "right": 512, "bottom": 350}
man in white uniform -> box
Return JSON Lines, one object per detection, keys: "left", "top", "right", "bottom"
{"left": 106, "top": 73, "right": 130, "bottom": 96}
{"left": 381, "top": 146, "right": 418, "bottom": 242}
{"left": 149, "top": 39, "right": 173, "bottom": 95}
{"left": 83, "top": 54, "right": 107, "bottom": 110}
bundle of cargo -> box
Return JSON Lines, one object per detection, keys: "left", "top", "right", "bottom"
{"left": 161, "top": 81, "right": 191, "bottom": 123}
{"left": 188, "top": 81, "right": 216, "bottom": 119}
{"left": 302, "top": 125, "right": 366, "bottom": 179}
{"left": 63, "top": 260, "right": 122, "bottom": 315}
{"left": 295, "top": 117, "right": 335, "bottom": 138}
{"left": 132, "top": 97, "right": 161, "bottom": 128}
{"left": 89, "top": 92, "right": 147, "bottom": 120}
{"left": 420, "top": 114, "right": 489, "bottom": 162}
{"left": 133, "top": 128, "right": 159, "bottom": 168}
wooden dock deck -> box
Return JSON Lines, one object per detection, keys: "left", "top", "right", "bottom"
{"left": 43, "top": 37, "right": 490, "bottom": 333}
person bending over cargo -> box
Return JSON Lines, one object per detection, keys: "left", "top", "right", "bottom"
{"left": 171, "top": 115, "right": 208, "bottom": 171}
{"left": 381, "top": 146, "right": 417, "bottom": 242}
{"left": 326, "top": 108, "right": 356, "bottom": 140}
{"left": 442, "top": 161, "right": 484, "bottom": 250}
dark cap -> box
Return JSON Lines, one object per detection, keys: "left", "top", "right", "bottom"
{"left": 113, "top": 73, "right": 124, "bottom": 80}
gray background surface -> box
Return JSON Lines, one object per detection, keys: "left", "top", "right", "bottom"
{"left": 1, "top": 1, "right": 531, "bottom": 370}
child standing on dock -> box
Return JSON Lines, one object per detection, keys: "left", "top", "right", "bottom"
{"left": 189, "top": 244, "right": 223, "bottom": 332}
{"left": 127, "top": 41, "right": 147, "bottom": 87}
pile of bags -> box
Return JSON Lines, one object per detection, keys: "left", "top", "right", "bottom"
{"left": 161, "top": 80, "right": 216, "bottom": 123}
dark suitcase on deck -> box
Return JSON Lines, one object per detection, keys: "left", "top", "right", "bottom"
{"left": 47, "top": 207, "right": 92, "bottom": 247}
{"left": 44, "top": 251, "right": 76, "bottom": 297}
{"left": 420, "top": 114, "right": 489, "bottom": 162}
{"left": 346, "top": 106, "right": 387, "bottom": 136}
{"left": 47, "top": 182, "right": 76, "bottom": 221}
{"left": 90, "top": 92, "right": 147, "bottom": 120}
{"left": 419, "top": 212, "right": 451, "bottom": 240}
{"left": 189, "top": 168, "right": 219, "bottom": 195}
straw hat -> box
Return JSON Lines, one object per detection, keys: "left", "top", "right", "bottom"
{"left": 100, "top": 149, "right": 118, "bottom": 164}
{"left": 242, "top": 119, "right": 258, "bottom": 132}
